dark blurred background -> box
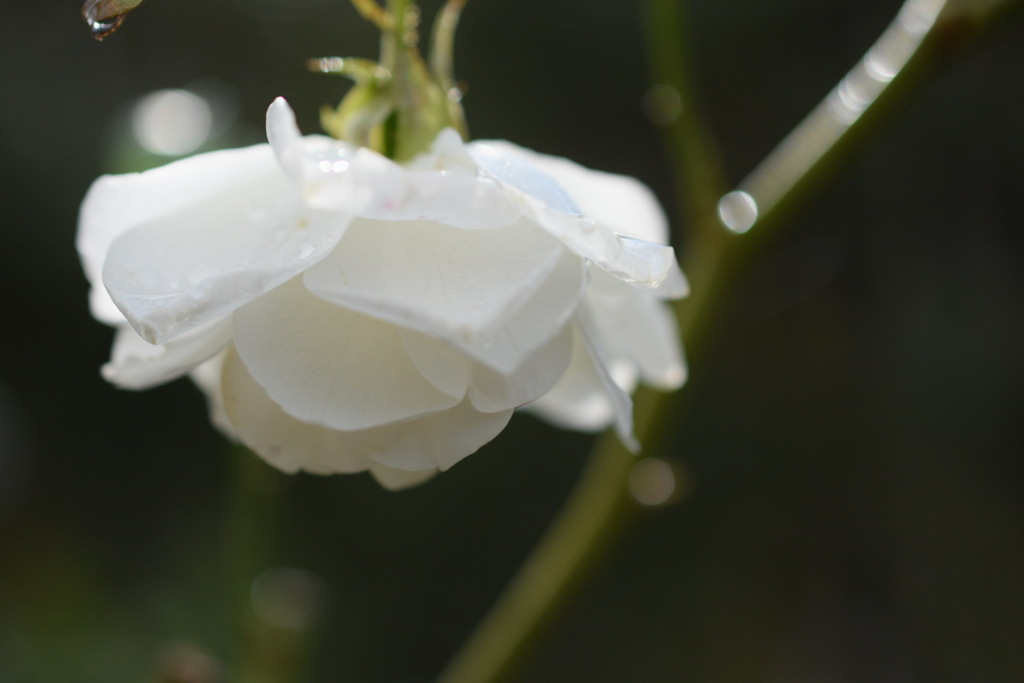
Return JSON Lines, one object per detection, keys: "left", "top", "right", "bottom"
{"left": 2, "top": 0, "right": 1023, "bottom": 681}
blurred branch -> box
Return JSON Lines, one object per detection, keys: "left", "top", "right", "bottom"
{"left": 435, "top": 423, "right": 651, "bottom": 683}
{"left": 718, "top": 0, "right": 1024, "bottom": 238}
{"left": 436, "top": 2, "right": 720, "bottom": 681}
{"left": 436, "top": 0, "right": 1024, "bottom": 681}
{"left": 644, "top": 0, "right": 729, "bottom": 244}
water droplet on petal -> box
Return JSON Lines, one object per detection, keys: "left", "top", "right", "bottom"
{"left": 297, "top": 244, "right": 315, "bottom": 260}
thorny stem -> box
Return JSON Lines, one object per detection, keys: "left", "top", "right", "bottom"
{"left": 436, "top": 1, "right": 1024, "bottom": 682}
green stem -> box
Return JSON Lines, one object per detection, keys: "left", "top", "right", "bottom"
{"left": 437, "top": 3, "right": 722, "bottom": 682}
{"left": 435, "top": 421, "right": 644, "bottom": 683}
{"left": 436, "top": 0, "right": 1023, "bottom": 681}
{"left": 225, "top": 448, "right": 313, "bottom": 683}
{"left": 718, "top": 0, "right": 1024, "bottom": 238}
{"left": 644, "top": 0, "right": 730, "bottom": 241}
{"left": 429, "top": 0, "right": 469, "bottom": 137}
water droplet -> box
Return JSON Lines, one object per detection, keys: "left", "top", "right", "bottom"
{"left": 308, "top": 57, "right": 346, "bottom": 74}
{"left": 86, "top": 13, "right": 126, "bottom": 40}
{"left": 718, "top": 190, "right": 759, "bottom": 234}
{"left": 82, "top": 0, "right": 144, "bottom": 40}
{"left": 317, "top": 159, "right": 349, "bottom": 173}
{"left": 297, "top": 244, "right": 315, "bottom": 259}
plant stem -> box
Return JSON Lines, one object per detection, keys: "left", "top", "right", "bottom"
{"left": 435, "top": 417, "right": 646, "bottom": 683}
{"left": 644, "top": 0, "right": 729, "bottom": 241}
{"left": 436, "top": 0, "right": 1023, "bottom": 681}
{"left": 718, "top": 0, "right": 1024, "bottom": 238}
{"left": 225, "top": 448, "right": 313, "bottom": 683}
{"left": 437, "top": 3, "right": 722, "bottom": 681}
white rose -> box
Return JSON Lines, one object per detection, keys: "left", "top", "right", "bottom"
{"left": 78, "top": 98, "right": 687, "bottom": 489}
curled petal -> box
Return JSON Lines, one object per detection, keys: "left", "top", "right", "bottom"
{"left": 527, "top": 315, "right": 639, "bottom": 451}
{"left": 78, "top": 143, "right": 276, "bottom": 325}
{"left": 102, "top": 316, "right": 233, "bottom": 390}
{"left": 102, "top": 170, "right": 349, "bottom": 344}
{"left": 472, "top": 140, "right": 671, "bottom": 244}
{"left": 523, "top": 200, "right": 688, "bottom": 298}
{"left": 524, "top": 327, "right": 616, "bottom": 431}
{"left": 267, "top": 99, "right": 520, "bottom": 229}
{"left": 221, "top": 347, "right": 512, "bottom": 475}
{"left": 468, "top": 141, "right": 580, "bottom": 215}
{"left": 232, "top": 278, "right": 460, "bottom": 431}
{"left": 586, "top": 269, "right": 687, "bottom": 390}
{"left": 469, "top": 138, "right": 686, "bottom": 296}
{"left": 575, "top": 306, "right": 638, "bottom": 451}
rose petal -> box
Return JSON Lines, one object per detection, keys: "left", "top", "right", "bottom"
{"left": 468, "top": 139, "right": 686, "bottom": 297}
{"left": 303, "top": 217, "right": 565, "bottom": 341}
{"left": 78, "top": 143, "right": 276, "bottom": 325}
{"left": 527, "top": 315, "right": 638, "bottom": 451}
{"left": 369, "top": 464, "right": 438, "bottom": 491}
{"left": 396, "top": 246, "right": 585, "bottom": 374}
{"left": 232, "top": 278, "right": 460, "bottom": 431}
{"left": 467, "top": 141, "right": 580, "bottom": 215}
{"left": 102, "top": 316, "right": 233, "bottom": 390}
{"left": 575, "top": 306, "right": 638, "bottom": 451}
{"left": 102, "top": 166, "right": 349, "bottom": 344}
{"left": 586, "top": 269, "right": 687, "bottom": 390}
{"left": 221, "top": 346, "right": 512, "bottom": 474}
{"left": 399, "top": 331, "right": 473, "bottom": 399}
{"left": 467, "top": 324, "right": 573, "bottom": 413}
{"left": 220, "top": 346, "right": 373, "bottom": 474}
{"left": 267, "top": 99, "right": 520, "bottom": 230}
{"left": 189, "top": 349, "right": 236, "bottom": 439}
{"left": 472, "top": 140, "right": 671, "bottom": 244}
{"left": 523, "top": 200, "right": 688, "bottom": 298}
{"left": 524, "top": 324, "right": 615, "bottom": 431}
{"left": 405, "top": 128, "right": 477, "bottom": 173}
{"left": 362, "top": 398, "right": 514, "bottom": 472}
